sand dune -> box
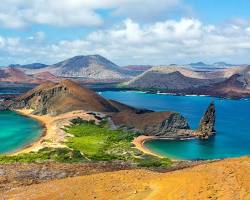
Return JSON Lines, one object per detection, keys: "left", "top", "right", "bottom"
{"left": 3, "top": 157, "right": 250, "bottom": 200}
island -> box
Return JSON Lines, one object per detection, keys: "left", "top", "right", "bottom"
{"left": 0, "top": 80, "right": 249, "bottom": 200}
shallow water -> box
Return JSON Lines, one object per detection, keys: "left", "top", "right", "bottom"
{"left": 101, "top": 91, "right": 250, "bottom": 159}
{"left": 0, "top": 111, "right": 43, "bottom": 154}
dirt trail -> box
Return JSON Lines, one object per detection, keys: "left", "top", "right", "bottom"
{"left": 2, "top": 157, "right": 250, "bottom": 200}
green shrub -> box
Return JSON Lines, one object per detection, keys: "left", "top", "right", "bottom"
{"left": 64, "top": 119, "right": 172, "bottom": 167}
{"left": 0, "top": 148, "right": 86, "bottom": 164}
{"left": 136, "top": 156, "right": 172, "bottom": 167}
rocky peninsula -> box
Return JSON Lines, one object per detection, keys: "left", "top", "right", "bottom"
{"left": 0, "top": 79, "right": 217, "bottom": 156}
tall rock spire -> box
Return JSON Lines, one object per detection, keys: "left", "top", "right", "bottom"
{"left": 196, "top": 102, "right": 216, "bottom": 139}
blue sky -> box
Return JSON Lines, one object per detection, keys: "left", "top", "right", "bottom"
{"left": 0, "top": 0, "right": 250, "bottom": 66}
{"left": 186, "top": 0, "right": 250, "bottom": 23}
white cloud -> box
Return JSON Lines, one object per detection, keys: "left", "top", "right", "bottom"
{"left": 0, "top": 0, "right": 103, "bottom": 28}
{"left": 0, "top": 0, "right": 183, "bottom": 28}
{"left": 1, "top": 18, "right": 250, "bottom": 65}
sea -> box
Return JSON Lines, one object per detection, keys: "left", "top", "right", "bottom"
{"left": 1, "top": 90, "right": 250, "bottom": 159}
{"left": 0, "top": 110, "right": 43, "bottom": 154}
{"left": 101, "top": 91, "right": 250, "bottom": 160}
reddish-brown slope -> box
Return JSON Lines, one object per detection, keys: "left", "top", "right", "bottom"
{"left": 33, "top": 71, "right": 60, "bottom": 82}
{"left": 0, "top": 67, "right": 60, "bottom": 84}
{"left": 0, "top": 67, "right": 34, "bottom": 83}
{"left": 14, "top": 79, "right": 119, "bottom": 115}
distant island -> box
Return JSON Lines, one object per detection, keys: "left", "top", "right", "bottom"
{"left": 0, "top": 54, "right": 250, "bottom": 99}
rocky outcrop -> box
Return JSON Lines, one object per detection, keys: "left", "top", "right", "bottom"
{"left": 0, "top": 103, "right": 7, "bottom": 111}
{"left": 111, "top": 111, "right": 193, "bottom": 137}
{"left": 0, "top": 99, "right": 14, "bottom": 111}
{"left": 196, "top": 102, "right": 216, "bottom": 139}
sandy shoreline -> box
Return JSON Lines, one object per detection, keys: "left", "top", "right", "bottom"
{"left": 132, "top": 135, "right": 163, "bottom": 158}
{"left": 132, "top": 135, "right": 196, "bottom": 159}
{"left": 12, "top": 109, "right": 96, "bottom": 155}
{"left": 11, "top": 109, "right": 192, "bottom": 159}
{"left": 11, "top": 109, "right": 169, "bottom": 158}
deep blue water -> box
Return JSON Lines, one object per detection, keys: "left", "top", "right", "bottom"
{"left": 101, "top": 91, "right": 250, "bottom": 160}
{"left": 0, "top": 111, "right": 43, "bottom": 154}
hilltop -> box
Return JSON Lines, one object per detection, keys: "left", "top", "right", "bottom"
{"left": 21, "top": 55, "right": 131, "bottom": 81}
{"left": 1, "top": 55, "right": 137, "bottom": 84}
{"left": 12, "top": 79, "right": 119, "bottom": 115}
{"left": 125, "top": 65, "right": 250, "bottom": 98}
{"left": 0, "top": 67, "right": 59, "bottom": 84}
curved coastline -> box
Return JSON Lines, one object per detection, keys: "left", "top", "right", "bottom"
{"left": 9, "top": 109, "right": 49, "bottom": 155}
{"left": 10, "top": 109, "right": 68, "bottom": 155}
{"left": 9, "top": 109, "right": 97, "bottom": 155}
{"left": 0, "top": 110, "right": 46, "bottom": 155}
{"left": 132, "top": 135, "right": 163, "bottom": 158}
{"left": 132, "top": 135, "right": 197, "bottom": 160}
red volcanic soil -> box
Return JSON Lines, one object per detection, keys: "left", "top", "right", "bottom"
{"left": 33, "top": 71, "right": 60, "bottom": 82}
{"left": 0, "top": 67, "right": 60, "bottom": 84}
{"left": 0, "top": 67, "right": 33, "bottom": 83}
{"left": 15, "top": 79, "right": 119, "bottom": 115}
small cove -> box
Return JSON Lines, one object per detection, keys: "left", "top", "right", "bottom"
{"left": 101, "top": 91, "right": 250, "bottom": 160}
{"left": 0, "top": 110, "right": 43, "bottom": 154}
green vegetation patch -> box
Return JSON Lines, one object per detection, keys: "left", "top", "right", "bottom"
{"left": 0, "top": 147, "right": 86, "bottom": 164}
{"left": 0, "top": 118, "right": 172, "bottom": 168}
{"left": 65, "top": 119, "right": 172, "bottom": 167}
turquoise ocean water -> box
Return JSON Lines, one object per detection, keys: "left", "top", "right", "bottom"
{"left": 101, "top": 91, "right": 250, "bottom": 160}
{"left": 0, "top": 111, "right": 43, "bottom": 154}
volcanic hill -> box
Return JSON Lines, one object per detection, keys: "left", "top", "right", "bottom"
{"left": 3, "top": 80, "right": 215, "bottom": 138}
{"left": 24, "top": 55, "right": 130, "bottom": 80}
{"left": 125, "top": 65, "right": 250, "bottom": 98}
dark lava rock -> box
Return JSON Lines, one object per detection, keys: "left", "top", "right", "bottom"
{"left": 196, "top": 102, "right": 216, "bottom": 139}
{"left": 111, "top": 111, "right": 192, "bottom": 137}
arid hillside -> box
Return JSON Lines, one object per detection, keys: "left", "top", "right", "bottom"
{"left": 2, "top": 157, "right": 249, "bottom": 200}
{"left": 12, "top": 79, "right": 119, "bottom": 115}
{"left": 0, "top": 67, "right": 59, "bottom": 84}
{"left": 125, "top": 65, "right": 250, "bottom": 98}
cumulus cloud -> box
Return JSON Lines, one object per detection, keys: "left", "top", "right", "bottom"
{"left": 1, "top": 18, "right": 250, "bottom": 65}
{"left": 0, "top": 0, "right": 103, "bottom": 28}
{"left": 51, "top": 18, "right": 250, "bottom": 64}
{"left": 0, "top": 0, "right": 183, "bottom": 28}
